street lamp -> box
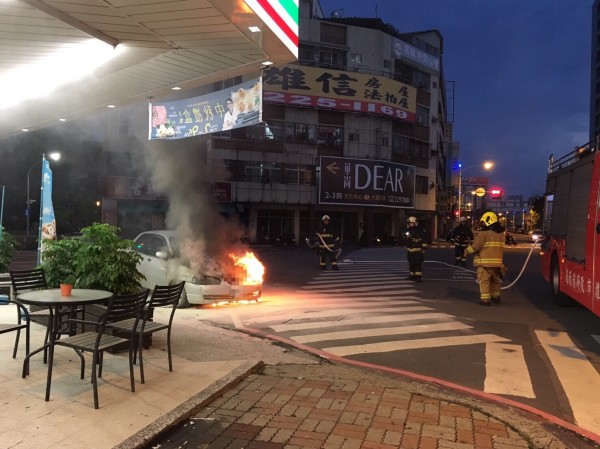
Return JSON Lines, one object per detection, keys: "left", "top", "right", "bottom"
{"left": 457, "top": 161, "right": 494, "bottom": 221}
{"left": 26, "top": 152, "right": 61, "bottom": 238}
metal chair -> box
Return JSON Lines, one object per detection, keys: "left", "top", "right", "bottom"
{"left": 10, "top": 269, "right": 53, "bottom": 362}
{"left": 48, "top": 289, "right": 150, "bottom": 409}
{"left": 0, "top": 298, "right": 30, "bottom": 359}
{"left": 108, "top": 281, "right": 185, "bottom": 384}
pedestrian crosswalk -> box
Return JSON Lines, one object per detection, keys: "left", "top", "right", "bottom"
{"left": 241, "top": 258, "right": 600, "bottom": 433}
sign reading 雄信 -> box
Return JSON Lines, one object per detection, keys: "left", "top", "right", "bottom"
{"left": 264, "top": 65, "right": 417, "bottom": 123}
{"left": 319, "top": 156, "right": 415, "bottom": 208}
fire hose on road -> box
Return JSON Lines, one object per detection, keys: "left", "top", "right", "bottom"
{"left": 426, "top": 241, "right": 540, "bottom": 290}
{"left": 305, "top": 233, "right": 343, "bottom": 259}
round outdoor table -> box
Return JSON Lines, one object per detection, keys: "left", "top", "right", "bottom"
{"left": 17, "top": 289, "right": 113, "bottom": 401}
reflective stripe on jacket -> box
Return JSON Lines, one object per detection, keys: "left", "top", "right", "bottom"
{"left": 405, "top": 226, "right": 429, "bottom": 252}
{"left": 465, "top": 229, "right": 504, "bottom": 267}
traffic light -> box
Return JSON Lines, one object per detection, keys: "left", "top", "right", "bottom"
{"left": 489, "top": 187, "right": 503, "bottom": 199}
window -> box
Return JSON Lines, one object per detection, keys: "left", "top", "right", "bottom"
{"left": 244, "top": 162, "right": 282, "bottom": 183}
{"left": 416, "top": 105, "right": 430, "bottom": 126}
{"left": 351, "top": 54, "right": 362, "bottom": 64}
{"left": 284, "top": 165, "right": 314, "bottom": 185}
{"left": 392, "top": 134, "right": 410, "bottom": 156}
{"left": 285, "top": 123, "right": 316, "bottom": 144}
{"left": 317, "top": 125, "right": 343, "bottom": 147}
{"left": 245, "top": 121, "right": 284, "bottom": 142}
{"left": 349, "top": 132, "right": 360, "bottom": 142}
{"left": 320, "top": 23, "right": 346, "bottom": 45}
{"left": 416, "top": 176, "right": 429, "bottom": 194}
{"left": 383, "top": 59, "right": 391, "bottom": 69}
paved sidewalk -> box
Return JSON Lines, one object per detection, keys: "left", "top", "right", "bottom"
{"left": 148, "top": 363, "right": 600, "bottom": 449}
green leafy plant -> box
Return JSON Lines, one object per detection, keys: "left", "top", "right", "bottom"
{"left": 41, "top": 223, "right": 144, "bottom": 294}
{"left": 41, "top": 236, "right": 79, "bottom": 287}
{"left": 0, "top": 228, "right": 19, "bottom": 272}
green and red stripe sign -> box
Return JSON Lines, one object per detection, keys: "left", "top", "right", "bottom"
{"left": 244, "top": 0, "right": 298, "bottom": 58}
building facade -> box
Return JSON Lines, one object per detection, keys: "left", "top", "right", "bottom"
{"left": 98, "top": 1, "right": 453, "bottom": 244}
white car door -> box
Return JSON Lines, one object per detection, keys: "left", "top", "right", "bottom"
{"left": 134, "top": 233, "right": 169, "bottom": 287}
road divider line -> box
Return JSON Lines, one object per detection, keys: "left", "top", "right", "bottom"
{"left": 535, "top": 330, "right": 600, "bottom": 433}
{"left": 484, "top": 342, "right": 535, "bottom": 398}
{"left": 269, "top": 311, "right": 449, "bottom": 332}
{"left": 323, "top": 334, "right": 510, "bottom": 357}
{"left": 291, "top": 321, "right": 472, "bottom": 344}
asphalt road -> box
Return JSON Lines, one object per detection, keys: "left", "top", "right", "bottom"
{"left": 202, "top": 241, "right": 600, "bottom": 437}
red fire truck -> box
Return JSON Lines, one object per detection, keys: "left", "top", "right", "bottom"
{"left": 541, "top": 140, "right": 600, "bottom": 317}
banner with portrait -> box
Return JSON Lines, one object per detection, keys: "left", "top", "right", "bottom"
{"left": 149, "top": 77, "right": 263, "bottom": 140}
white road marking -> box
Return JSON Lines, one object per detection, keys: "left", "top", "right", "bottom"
{"left": 536, "top": 330, "right": 600, "bottom": 433}
{"left": 323, "top": 334, "right": 510, "bottom": 356}
{"left": 592, "top": 335, "right": 600, "bottom": 345}
{"left": 307, "top": 276, "right": 405, "bottom": 284}
{"left": 303, "top": 281, "right": 413, "bottom": 289}
{"left": 246, "top": 304, "right": 419, "bottom": 323}
{"left": 484, "top": 343, "right": 535, "bottom": 398}
{"left": 269, "top": 311, "right": 448, "bottom": 332}
{"left": 291, "top": 321, "right": 472, "bottom": 344}
{"left": 305, "top": 285, "right": 418, "bottom": 293}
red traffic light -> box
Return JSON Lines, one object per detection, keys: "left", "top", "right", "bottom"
{"left": 490, "top": 187, "right": 503, "bottom": 199}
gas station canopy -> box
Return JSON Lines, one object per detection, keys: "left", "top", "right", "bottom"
{"left": 0, "top": 0, "right": 298, "bottom": 137}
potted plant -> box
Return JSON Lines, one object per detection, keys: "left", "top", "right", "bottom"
{"left": 41, "top": 223, "right": 144, "bottom": 294}
{"left": 59, "top": 274, "right": 76, "bottom": 296}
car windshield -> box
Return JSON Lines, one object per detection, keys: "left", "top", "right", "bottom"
{"left": 169, "top": 237, "right": 181, "bottom": 259}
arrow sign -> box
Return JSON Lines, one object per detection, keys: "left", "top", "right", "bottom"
{"left": 319, "top": 156, "right": 415, "bottom": 208}
{"left": 326, "top": 162, "right": 339, "bottom": 175}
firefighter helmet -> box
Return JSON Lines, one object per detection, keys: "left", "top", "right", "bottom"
{"left": 459, "top": 217, "right": 467, "bottom": 223}
{"left": 480, "top": 212, "right": 498, "bottom": 226}
{"left": 322, "top": 215, "right": 330, "bottom": 221}
{"left": 407, "top": 216, "right": 418, "bottom": 224}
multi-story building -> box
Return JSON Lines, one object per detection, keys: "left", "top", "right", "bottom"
{"left": 99, "top": 0, "right": 453, "bottom": 244}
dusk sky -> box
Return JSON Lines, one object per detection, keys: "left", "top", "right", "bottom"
{"left": 321, "top": 0, "right": 592, "bottom": 198}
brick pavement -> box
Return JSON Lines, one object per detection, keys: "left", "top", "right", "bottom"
{"left": 152, "top": 364, "right": 540, "bottom": 449}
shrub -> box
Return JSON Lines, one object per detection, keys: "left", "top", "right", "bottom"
{"left": 0, "top": 228, "right": 18, "bottom": 272}
{"left": 41, "top": 223, "right": 144, "bottom": 294}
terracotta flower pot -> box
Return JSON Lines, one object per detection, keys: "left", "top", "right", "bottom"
{"left": 60, "top": 283, "right": 73, "bottom": 296}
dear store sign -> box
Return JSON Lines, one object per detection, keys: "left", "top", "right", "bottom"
{"left": 264, "top": 65, "right": 416, "bottom": 123}
{"left": 319, "top": 156, "right": 415, "bottom": 208}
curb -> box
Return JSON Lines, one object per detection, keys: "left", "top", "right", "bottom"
{"left": 114, "top": 360, "right": 265, "bottom": 449}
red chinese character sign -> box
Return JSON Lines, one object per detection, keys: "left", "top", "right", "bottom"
{"left": 319, "top": 156, "right": 416, "bottom": 208}
{"left": 149, "top": 77, "right": 262, "bottom": 140}
{"left": 264, "top": 65, "right": 417, "bottom": 123}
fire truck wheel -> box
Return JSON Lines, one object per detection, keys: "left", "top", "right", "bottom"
{"left": 550, "top": 254, "right": 575, "bottom": 307}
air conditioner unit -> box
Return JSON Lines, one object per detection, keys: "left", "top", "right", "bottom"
{"left": 431, "top": 116, "right": 438, "bottom": 123}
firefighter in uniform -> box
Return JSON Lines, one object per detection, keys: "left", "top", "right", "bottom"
{"left": 464, "top": 211, "right": 505, "bottom": 306}
{"left": 317, "top": 215, "right": 340, "bottom": 270}
{"left": 452, "top": 217, "right": 474, "bottom": 266}
{"left": 404, "top": 216, "right": 429, "bottom": 282}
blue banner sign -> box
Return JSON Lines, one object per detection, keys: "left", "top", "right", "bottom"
{"left": 149, "top": 77, "right": 262, "bottom": 140}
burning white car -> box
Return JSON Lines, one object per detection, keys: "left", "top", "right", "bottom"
{"left": 133, "top": 230, "right": 263, "bottom": 307}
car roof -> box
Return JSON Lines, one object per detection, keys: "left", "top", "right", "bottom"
{"left": 134, "top": 230, "right": 175, "bottom": 239}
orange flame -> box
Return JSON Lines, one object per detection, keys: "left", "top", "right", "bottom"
{"left": 229, "top": 251, "right": 265, "bottom": 285}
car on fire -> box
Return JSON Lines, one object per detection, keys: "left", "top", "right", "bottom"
{"left": 133, "top": 230, "right": 262, "bottom": 308}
